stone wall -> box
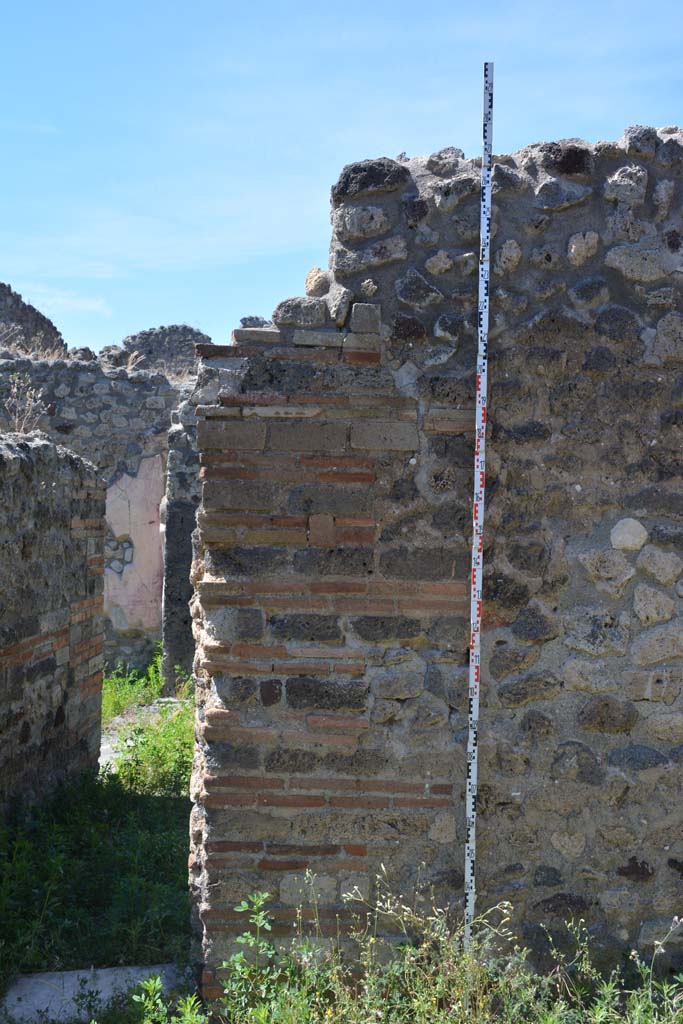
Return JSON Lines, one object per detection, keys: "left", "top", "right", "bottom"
{"left": 0, "top": 433, "right": 105, "bottom": 813}
{"left": 162, "top": 393, "right": 202, "bottom": 682}
{"left": 0, "top": 351, "right": 181, "bottom": 667}
{"left": 0, "top": 282, "right": 66, "bottom": 356}
{"left": 190, "top": 124, "right": 683, "bottom": 992}
{"left": 122, "top": 325, "right": 212, "bottom": 377}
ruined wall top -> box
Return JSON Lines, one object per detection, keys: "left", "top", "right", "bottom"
{"left": 268, "top": 124, "right": 683, "bottom": 372}
{"left": 0, "top": 283, "right": 67, "bottom": 356}
{"left": 120, "top": 324, "right": 212, "bottom": 376}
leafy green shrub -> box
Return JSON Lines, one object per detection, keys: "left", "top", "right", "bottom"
{"left": 115, "top": 699, "right": 194, "bottom": 798}
{"left": 129, "top": 975, "right": 208, "bottom": 1024}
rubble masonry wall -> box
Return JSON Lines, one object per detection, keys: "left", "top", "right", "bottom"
{"left": 0, "top": 434, "right": 105, "bottom": 812}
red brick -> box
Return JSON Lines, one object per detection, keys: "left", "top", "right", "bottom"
{"left": 203, "top": 660, "right": 273, "bottom": 677}
{"left": 201, "top": 793, "right": 256, "bottom": 808}
{"left": 258, "top": 794, "right": 326, "bottom": 808}
{"left": 308, "top": 513, "right": 335, "bottom": 546}
{"left": 334, "top": 528, "right": 376, "bottom": 544}
{"left": 343, "top": 844, "right": 368, "bottom": 856}
{"left": 258, "top": 857, "right": 310, "bottom": 871}
{"left": 327, "top": 662, "right": 366, "bottom": 676}
{"left": 370, "top": 580, "right": 418, "bottom": 596}
{"left": 365, "top": 781, "right": 429, "bottom": 794}
{"left": 296, "top": 395, "right": 349, "bottom": 407}
{"left": 219, "top": 393, "right": 281, "bottom": 407}
{"left": 345, "top": 351, "right": 380, "bottom": 365}
{"left": 310, "top": 580, "right": 367, "bottom": 595}
{"left": 288, "top": 646, "right": 360, "bottom": 661}
{"left": 265, "top": 843, "right": 340, "bottom": 856}
{"left": 269, "top": 659, "right": 331, "bottom": 676}
{"left": 334, "top": 598, "right": 395, "bottom": 613}
{"left": 420, "top": 581, "right": 468, "bottom": 596}
{"left": 329, "top": 796, "right": 390, "bottom": 809}
{"left": 288, "top": 777, "right": 363, "bottom": 792}
{"left": 246, "top": 578, "right": 309, "bottom": 595}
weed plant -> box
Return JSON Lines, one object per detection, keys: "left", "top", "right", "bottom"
{"left": 215, "top": 880, "right": 683, "bottom": 1024}
{"left": 102, "top": 647, "right": 194, "bottom": 725}
{"left": 115, "top": 699, "right": 194, "bottom": 798}
{"left": 38, "top": 881, "right": 683, "bottom": 1024}
{"left": 101, "top": 650, "right": 167, "bottom": 724}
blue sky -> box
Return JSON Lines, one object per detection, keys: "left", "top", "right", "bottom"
{"left": 1, "top": 0, "right": 682, "bottom": 351}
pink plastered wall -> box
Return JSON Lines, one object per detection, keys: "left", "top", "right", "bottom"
{"left": 105, "top": 453, "right": 165, "bottom": 638}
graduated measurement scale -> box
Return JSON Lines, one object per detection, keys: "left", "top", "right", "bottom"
{"left": 464, "top": 61, "right": 494, "bottom": 947}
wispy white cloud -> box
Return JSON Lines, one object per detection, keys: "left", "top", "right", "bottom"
{"left": 0, "top": 175, "right": 331, "bottom": 284}
{"left": 18, "top": 283, "right": 113, "bottom": 317}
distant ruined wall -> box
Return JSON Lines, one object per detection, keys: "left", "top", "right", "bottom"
{"left": 0, "top": 434, "right": 105, "bottom": 813}
{"left": 161, "top": 381, "right": 205, "bottom": 682}
{"left": 0, "top": 282, "right": 67, "bottom": 356}
{"left": 0, "top": 352, "right": 180, "bottom": 668}
{"left": 190, "top": 125, "right": 683, "bottom": 994}
{"left": 122, "top": 324, "right": 212, "bottom": 377}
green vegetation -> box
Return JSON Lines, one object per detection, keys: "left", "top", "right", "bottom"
{"left": 207, "top": 883, "right": 683, "bottom": 1024}
{"left": 33, "top": 883, "right": 683, "bottom": 1024}
{"left": 0, "top": 654, "right": 195, "bottom": 997}
{"left": 0, "top": 772, "right": 191, "bottom": 996}
{"left": 49, "top": 975, "right": 210, "bottom": 1024}
{"left": 115, "top": 700, "right": 195, "bottom": 798}
{"left": 101, "top": 651, "right": 166, "bottom": 724}
{"left": 3, "top": 653, "right": 682, "bottom": 1023}
{"left": 101, "top": 648, "right": 193, "bottom": 725}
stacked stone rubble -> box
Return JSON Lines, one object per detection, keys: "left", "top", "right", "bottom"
{"left": 189, "top": 125, "right": 683, "bottom": 991}
{"left": 0, "top": 433, "right": 105, "bottom": 813}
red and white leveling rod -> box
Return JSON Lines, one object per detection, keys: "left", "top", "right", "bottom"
{"left": 464, "top": 60, "right": 494, "bottom": 947}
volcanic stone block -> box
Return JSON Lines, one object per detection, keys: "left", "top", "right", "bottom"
{"left": 269, "top": 614, "right": 342, "bottom": 642}
{"left": 285, "top": 677, "right": 368, "bottom": 710}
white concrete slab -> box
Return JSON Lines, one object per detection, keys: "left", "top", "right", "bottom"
{"left": 2, "top": 963, "right": 190, "bottom": 1023}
